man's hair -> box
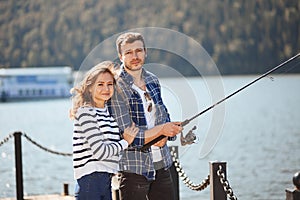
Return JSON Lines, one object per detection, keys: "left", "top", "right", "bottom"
{"left": 116, "top": 32, "right": 146, "bottom": 55}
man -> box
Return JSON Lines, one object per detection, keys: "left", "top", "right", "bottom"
{"left": 108, "top": 32, "right": 182, "bottom": 200}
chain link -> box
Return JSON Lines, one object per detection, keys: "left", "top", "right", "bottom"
{"left": 2, "top": 133, "right": 239, "bottom": 199}
{"left": 170, "top": 147, "right": 210, "bottom": 191}
{"left": 0, "top": 132, "right": 72, "bottom": 156}
{"left": 0, "top": 133, "right": 14, "bottom": 147}
{"left": 22, "top": 133, "right": 72, "bottom": 156}
{"left": 217, "top": 165, "right": 238, "bottom": 200}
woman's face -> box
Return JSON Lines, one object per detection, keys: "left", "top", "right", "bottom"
{"left": 89, "top": 72, "right": 114, "bottom": 108}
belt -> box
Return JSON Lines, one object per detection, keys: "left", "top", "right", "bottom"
{"left": 153, "top": 160, "right": 165, "bottom": 170}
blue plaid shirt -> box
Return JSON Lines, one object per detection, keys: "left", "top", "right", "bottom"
{"left": 107, "top": 67, "right": 176, "bottom": 180}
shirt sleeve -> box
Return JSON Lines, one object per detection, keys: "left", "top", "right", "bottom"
{"left": 149, "top": 78, "right": 177, "bottom": 142}
{"left": 108, "top": 89, "right": 145, "bottom": 148}
{"left": 76, "top": 107, "right": 128, "bottom": 160}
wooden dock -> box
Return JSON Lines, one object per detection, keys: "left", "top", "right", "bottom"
{"left": 0, "top": 194, "right": 75, "bottom": 200}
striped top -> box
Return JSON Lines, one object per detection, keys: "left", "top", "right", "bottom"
{"left": 72, "top": 106, "right": 128, "bottom": 180}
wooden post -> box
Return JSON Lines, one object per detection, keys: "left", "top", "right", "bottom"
{"left": 210, "top": 161, "right": 226, "bottom": 200}
{"left": 14, "top": 132, "right": 24, "bottom": 200}
{"left": 112, "top": 188, "right": 120, "bottom": 200}
{"left": 286, "top": 171, "right": 300, "bottom": 200}
{"left": 286, "top": 189, "right": 300, "bottom": 200}
{"left": 111, "top": 173, "right": 120, "bottom": 200}
{"left": 62, "top": 183, "right": 69, "bottom": 196}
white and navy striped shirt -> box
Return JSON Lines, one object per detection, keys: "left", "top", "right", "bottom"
{"left": 73, "top": 106, "right": 128, "bottom": 180}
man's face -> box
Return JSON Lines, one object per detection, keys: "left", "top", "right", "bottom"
{"left": 119, "top": 40, "right": 146, "bottom": 72}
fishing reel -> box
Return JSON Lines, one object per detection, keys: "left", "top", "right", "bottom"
{"left": 140, "top": 124, "right": 199, "bottom": 151}
{"left": 180, "top": 125, "right": 197, "bottom": 146}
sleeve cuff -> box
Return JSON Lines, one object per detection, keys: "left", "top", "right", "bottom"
{"left": 119, "top": 139, "right": 129, "bottom": 150}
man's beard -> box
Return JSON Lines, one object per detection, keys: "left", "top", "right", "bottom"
{"left": 124, "top": 60, "right": 144, "bottom": 71}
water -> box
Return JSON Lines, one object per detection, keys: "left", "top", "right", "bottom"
{"left": 0, "top": 75, "right": 299, "bottom": 199}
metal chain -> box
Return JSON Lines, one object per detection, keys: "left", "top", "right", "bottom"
{"left": 217, "top": 165, "right": 238, "bottom": 200}
{"left": 22, "top": 133, "right": 72, "bottom": 156}
{"left": 0, "top": 133, "right": 14, "bottom": 147}
{"left": 0, "top": 132, "right": 72, "bottom": 156}
{"left": 170, "top": 147, "right": 210, "bottom": 191}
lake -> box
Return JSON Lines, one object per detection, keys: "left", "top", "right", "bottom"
{"left": 0, "top": 75, "right": 299, "bottom": 200}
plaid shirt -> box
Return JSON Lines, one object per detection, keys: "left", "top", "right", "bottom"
{"left": 107, "top": 67, "right": 176, "bottom": 180}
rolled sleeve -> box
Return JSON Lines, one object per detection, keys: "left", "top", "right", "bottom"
{"left": 131, "top": 128, "right": 145, "bottom": 148}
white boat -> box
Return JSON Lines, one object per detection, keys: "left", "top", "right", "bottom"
{"left": 0, "top": 66, "right": 73, "bottom": 102}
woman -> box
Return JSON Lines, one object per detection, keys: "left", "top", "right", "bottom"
{"left": 69, "top": 61, "right": 138, "bottom": 200}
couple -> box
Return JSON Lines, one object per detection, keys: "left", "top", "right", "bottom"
{"left": 69, "top": 32, "right": 183, "bottom": 200}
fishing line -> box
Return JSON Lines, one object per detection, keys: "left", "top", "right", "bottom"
{"left": 141, "top": 52, "right": 300, "bottom": 151}
{"left": 275, "top": 60, "right": 300, "bottom": 76}
{"left": 268, "top": 61, "right": 300, "bottom": 81}
{"left": 268, "top": 59, "right": 300, "bottom": 81}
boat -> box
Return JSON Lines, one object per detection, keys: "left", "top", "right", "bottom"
{"left": 0, "top": 66, "right": 73, "bottom": 102}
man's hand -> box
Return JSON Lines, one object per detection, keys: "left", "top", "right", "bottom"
{"left": 153, "top": 136, "right": 168, "bottom": 147}
{"left": 161, "top": 122, "right": 182, "bottom": 137}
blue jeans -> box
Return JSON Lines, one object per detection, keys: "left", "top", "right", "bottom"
{"left": 75, "top": 172, "right": 112, "bottom": 200}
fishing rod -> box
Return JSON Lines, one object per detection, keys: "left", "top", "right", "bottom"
{"left": 140, "top": 52, "right": 300, "bottom": 151}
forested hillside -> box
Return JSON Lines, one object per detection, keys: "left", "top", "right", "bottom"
{"left": 0, "top": 0, "right": 299, "bottom": 75}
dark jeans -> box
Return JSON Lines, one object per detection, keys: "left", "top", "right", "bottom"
{"left": 119, "top": 168, "right": 175, "bottom": 200}
{"left": 76, "top": 172, "right": 112, "bottom": 200}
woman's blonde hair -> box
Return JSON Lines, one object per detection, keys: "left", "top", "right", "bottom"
{"left": 69, "top": 61, "right": 117, "bottom": 119}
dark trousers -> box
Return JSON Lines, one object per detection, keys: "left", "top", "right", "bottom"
{"left": 119, "top": 168, "right": 175, "bottom": 200}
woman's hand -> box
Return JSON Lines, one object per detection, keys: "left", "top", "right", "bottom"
{"left": 123, "top": 123, "right": 139, "bottom": 145}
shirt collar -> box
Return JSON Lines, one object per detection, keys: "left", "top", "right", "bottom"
{"left": 119, "top": 64, "right": 148, "bottom": 86}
